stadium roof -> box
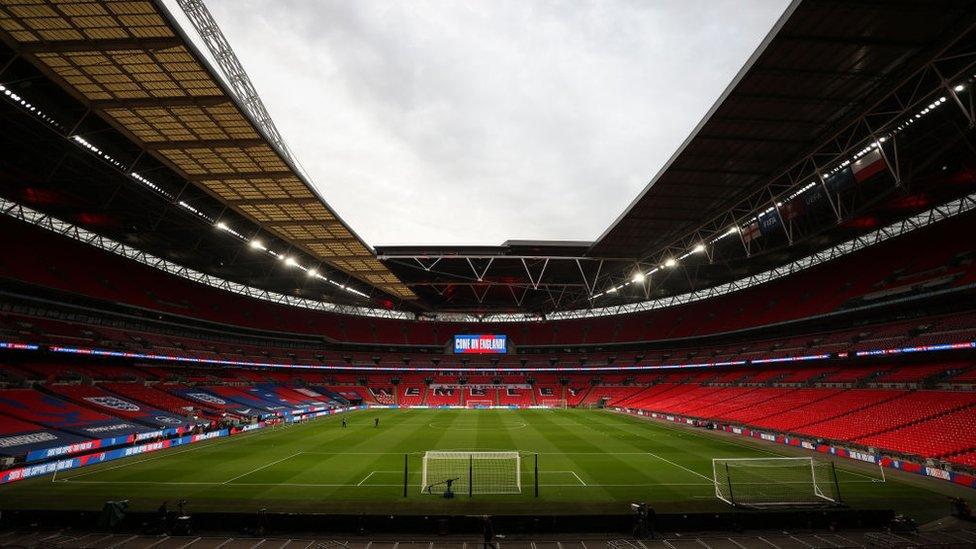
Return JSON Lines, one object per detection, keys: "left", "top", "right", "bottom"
{"left": 0, "top": 0, "right": 414, "bottom": 300}
{"left": 591, "top": 0, "right": 976, "bottom": 259}
{"left": 1, "top": 0, "right": 975, "bottom": 315}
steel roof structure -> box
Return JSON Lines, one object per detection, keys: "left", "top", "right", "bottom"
{"left": 592, "top": 0, "right": 976, "bottom": 260}
{"left": 0, "top": 0, "right": 414, "bottom": 300}
{"left": 1, "top": 0, "right": 976, "bottom": 315}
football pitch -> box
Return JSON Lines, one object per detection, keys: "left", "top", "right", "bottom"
{"left": 0, "top": 409, "right": 962, "bottom": 519}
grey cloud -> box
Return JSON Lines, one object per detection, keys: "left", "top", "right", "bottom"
{"left": 165, "top": 0, "right": 790, "bottom": 246}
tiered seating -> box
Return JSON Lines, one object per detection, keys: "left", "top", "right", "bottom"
{"left": 466, "top": 387, "right": 495, "bottom": 406}
{"left": 949, "top": 367, "right": 976, "bottom": 384}
{"left": 796, "top": 391, "right": 976, "bottom": 440}
{"left": 397, "top": 384, "right": 425, "bottom": 406}
{"left": 199, "top": 385, "right": 289, "bottom": 411}
{"left": 102, "top": 383, "right": 203, "bottom": 416}
{"left": 948, "top": 450, "right": 976, "bottom": 468}
{"left": 566, "top": 385, "right": 590, "bottom": 406}
{"left": 758, "top": 390, "right": 901, "bottom": 432}
{"left": 498, "top": 387, "right": 533, "bottom": 406}
{"left": 47, "top": 384, "right": 191, "bottom": 428}
{"left": 327, "top": 385, "right": 373, "bottom": 404}
{"left": 820, "top": 367, "right": 880, "bottom": 383}
{"left": 581, "top": 385, "right": 643, "bottom": 406}
{"left": 857, "top": 405, "right": 976, "bottom": 459}
{"left": 721, "top": 388, "right": 840, "bottom": 424}
{"left": 3, "top": 208, "right": 975, "bottom": 347}
{"left": 0, "top": 414, "right": 91, "bottom": 457}
{"left": 166, "top": 385, "right": 271, "bottom": 415}
{"left": 426, "top": 387, "right": 460, "bottom": 406}
{"left": 873, "top": 363, "right": 957, "bottom": 383}
{"left": 0, "top": 388, "right": 151, "bottom": 438}
{"left": 673, "top": 387, "right": 764, "bottom": 417}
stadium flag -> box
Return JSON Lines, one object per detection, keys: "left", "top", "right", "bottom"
{"left": 780, "top": 197, "right": 805, "bottom": 221}
{"left": 852, "top": 148, "right": 886, "bottom": 183}
{"left": 758, "top": 211, "right": 780, "bottom": 235}
{"left": 825, "top": 166, "right": 854, "bottom": 193}
{"left": 803, "top": 185, "right": 826, "bottom": 208}
{"left": 741, "top": 221, "right": 761, "bottom": 243}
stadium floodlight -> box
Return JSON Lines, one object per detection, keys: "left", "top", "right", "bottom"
{"left": 307, "top": 269, "right": 318, "bottom": 277}
{"left": 631, "top": 272, "right": 646, "bottom": 283}
{"left": 249, "top": 239, "right": 266, "bottom": 250}
{"left": 955, "top": 84, "right": 966, "bottom": 92}
{"left": 692, "top": 244, "right": 706, "bottom": 254}
{"left": 215, "top": 221, "right": 229, "bottom": 231}
{"left": 283, "top": 256, "right": 298, "bottom": 267}
{"left": 663, "top": 258, "right": 677, "bottom": 268}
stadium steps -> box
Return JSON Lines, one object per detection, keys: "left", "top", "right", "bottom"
{"left": 610, "top": 384, "right": 659, "bottom": 407}
{"left": 789, "top": 390, "right": 907, "bottom": 431}
{"left": 696, "top": 387, "right": 805, "bottom": 421}
{"left": 678, "top": 385, "right": 768, "bottom": 416}
{"left": 737, "top": 389, "right": 891, "bottom": 433}
{"left": 850, "top": 398, "right": 976, "bottom": 440}
{"left": 574, "top": 386, "right": 593, "bottom": 407}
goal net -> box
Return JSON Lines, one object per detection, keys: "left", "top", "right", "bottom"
{"left": 421, "top": 451, "right": 521, "bottom": 495}
{"left": 713, "top": 457, "right": 841, "bottom": 508}
{"left": 540, "top": 399, "right": 568, "bottom": 409}
{"left": 466, "top": 400, "right": 494, "bottom": 409}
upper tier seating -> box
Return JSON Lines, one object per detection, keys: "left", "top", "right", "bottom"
{"left": 0, "top": 388, "right": 152, "bottom": 438}
{"left": 2, "top": 209, "right": 975, "bottom": 346}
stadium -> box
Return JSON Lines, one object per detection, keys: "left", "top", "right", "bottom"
{"left": 1, "top": 0, "right": 976, "bottom": 546}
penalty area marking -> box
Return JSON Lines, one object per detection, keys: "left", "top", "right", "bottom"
{"left": 571, "top": 470, "right": 587, "bottom": 486}
{"left": 613, "top": 410, "right": 888, "bottom": 484}
{"left": 222, "top": 451, "right": 303, "bottom": 485}
{"left": 357, "top": 471, "right": 376, "bottom": 486}
{"left": 646, "top": 452, "right": 714, "bottom": 483}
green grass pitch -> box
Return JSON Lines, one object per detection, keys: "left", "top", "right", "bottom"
{"left": 0, "top": 409, "right": 961, "bottom": 519}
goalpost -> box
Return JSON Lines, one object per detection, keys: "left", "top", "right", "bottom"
{"left": 466, "top": 400, "right": 494, "bottom": 409}
{"left": 421, "top": 451, "right": 521, "bottom": 495}
{"left": 540, "top": 399, "right": 568, "bottom": 409}
{"left": 712, "top": 457, "right": 842, "bottom": 508}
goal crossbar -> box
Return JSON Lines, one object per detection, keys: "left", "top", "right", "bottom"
{"left": 421, "top": 451, "right": 521, "bottom": 495}
{"left": 712, "top": 457, "right": 841, "bottom": 508}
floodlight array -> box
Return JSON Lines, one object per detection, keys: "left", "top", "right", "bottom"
{"left": 594, "top": 74, "right": 972, "bottom": 300}
{"left": 0, "top": 81, "right": 370, "bottom": 300}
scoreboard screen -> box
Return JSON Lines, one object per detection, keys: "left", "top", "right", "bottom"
{"left": 453, "top": 334, "right": 507, "bottom": 354}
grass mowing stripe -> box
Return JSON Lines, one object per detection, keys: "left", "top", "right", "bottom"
{"left": 56, "top": 427, "right": 271, "bottom": 481}
{"left": 526, "top": 410, "right": 655, "bottom": 497}
{"left": 222, "top": 451, "right": 302, "bottom": 484}
{"left": 645, "top": 452, "right": 715, "bottom": 482}
{"left": 601, "top": 410, "right": 887, "bottom": 483}
{"left": 2, "top": 409, "right": 964, "bottom": 521}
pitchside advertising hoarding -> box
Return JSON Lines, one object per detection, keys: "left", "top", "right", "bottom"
{"left": 453, "top": 334, "right": 507, "bottom": 354}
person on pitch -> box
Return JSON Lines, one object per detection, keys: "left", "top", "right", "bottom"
{"left": 341, "top": 417, "right": 347, "bottom": 428}
{"left": 374, "top": 417, "right": 379, "bottom": 428}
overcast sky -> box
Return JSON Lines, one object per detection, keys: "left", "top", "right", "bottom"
{"left": 165, "top": 0, "right": 791, "bottom": 246}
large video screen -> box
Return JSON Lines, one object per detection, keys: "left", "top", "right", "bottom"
{"left": 453, "top": 334, "right": 508, "bottom": 354}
